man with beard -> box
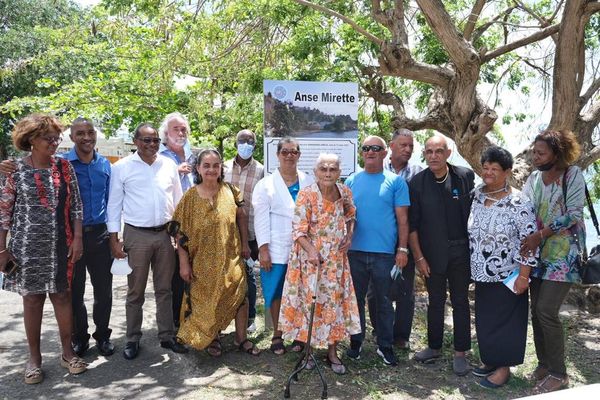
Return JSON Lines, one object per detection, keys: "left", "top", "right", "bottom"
{"left": 158, "top": 112, "right": 195, "bottom": 327}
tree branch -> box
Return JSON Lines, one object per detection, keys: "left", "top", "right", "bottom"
{"left": 292, "top": 0, "right": 383, "bottom": 46}
{"left": 514, "top": 0, "right": 551, "bottom": 27}
{"left": 481, "top": 23, "right": 560, "bottom": 63}
{"left": 463, "top": 0, "right": 487, "bottom": 41}
{"left": 585, "top": 1, "right": 600, "bottom": 15}
{"left": 472, "top": 6, "right": 516, "bottom": 44}
{"left": 580, "top": 76, "right": 600, "bottom": 107}
{"left": 415, "top": 0, "right": 479, "bottom": 70}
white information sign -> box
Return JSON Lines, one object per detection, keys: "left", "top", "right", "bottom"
{"left": 263, "top": 80, "right": 359, "bottom": 178}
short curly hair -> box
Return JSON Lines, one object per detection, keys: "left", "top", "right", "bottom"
{"left": 12, "top": 114, "right": 64, "bottom": 151}
{"left": 534, "top": 129, "right": 581, "bottom": 168}
{"left": 480, "top": 146, "right": 513, "bottom": 171}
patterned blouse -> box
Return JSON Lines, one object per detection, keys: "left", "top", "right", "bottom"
{"left": 468, "top": 186, "right": 538, "bottom": 282}
{"left": 523, "top": 167, "right": 585, "bottom": 283}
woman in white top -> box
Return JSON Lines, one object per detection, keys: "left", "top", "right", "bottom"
{"left": 252, "top": 137, "right": 313, "bottom": 354}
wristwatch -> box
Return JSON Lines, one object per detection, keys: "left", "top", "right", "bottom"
{"left": 397, "top": 247, "right": 409, "bottom": 254}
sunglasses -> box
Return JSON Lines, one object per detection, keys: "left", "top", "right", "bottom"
{"left": 279, "top": 149, "right": 300, "bottom": 156}
{"left": 41, "top": 136, "right": 63, "bottom": 144}
{"left": 137, "top": 137, "right": 161, "bottom": 144}
{"left": 361, "top": 145, "right": 385, "bottom": 153}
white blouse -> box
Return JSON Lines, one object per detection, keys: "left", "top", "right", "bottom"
{"left": 468, "top": 187, "right": 538, "bottom": 282}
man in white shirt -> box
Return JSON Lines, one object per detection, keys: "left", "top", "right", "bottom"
{"left": 107, "top": 123, "right": 186, "bottom": 360}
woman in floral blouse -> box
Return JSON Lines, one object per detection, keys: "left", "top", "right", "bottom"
{"left": 521, "top": 129, "right": 585, "bottom": 393}
{"left": 278, "top": 153, "right": 360, "bottom": 375}
{"left": 468, "top": 146, "right": 538, "bottom": 389}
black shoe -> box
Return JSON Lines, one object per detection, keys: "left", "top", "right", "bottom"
{"left": 96, "top": 339, "right": 115, "bottom": 356}
{"left": 72, "top": 341, "right": 89, "bottom": 357}
{"left": 377, "top": 346, "right": 398, "bottom": 366}
{"left": 160, "top": 338, "right": 189, "bottom": 354}
{"left": 473, "top": 365, "right": 497, "bottom": 377}
{"left": 345, "top": 340, "right": 362, "bottom": 360}
{"left": 123, "top": 341, "right": 139, "bottom": 360}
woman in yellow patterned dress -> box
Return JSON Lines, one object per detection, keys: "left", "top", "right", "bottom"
{"left": 172, "top": 149, "right": 259, "bottom": 356}
{"left": 279, "top": 153, "right": 361, "bottom": 374}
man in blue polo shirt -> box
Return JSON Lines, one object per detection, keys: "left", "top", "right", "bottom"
{"left": 1, "top": 117, "right": 115, "bottom": 357}
{"left": 66, "top": 118, "right": 114, "bottom": 357}
{"left": 344, "top": 135, "right": 410, "bottom": 367}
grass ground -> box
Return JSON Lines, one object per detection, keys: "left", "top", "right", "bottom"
{"left": 180, "top": 291, "right": 600, "bottom": 400}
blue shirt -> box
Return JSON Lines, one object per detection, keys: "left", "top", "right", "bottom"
{"left": 159, "top": 142, "right": 195, "bottom": 192}
{"left": 345, "top": 169, "right": 410, "bottom": 254}
{"left": 64, "top": 149, "right": 111, "bottom": 226}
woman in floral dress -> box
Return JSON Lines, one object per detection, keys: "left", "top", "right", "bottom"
{"left": 279, "top": 153, "right": 360, "bottom": 375}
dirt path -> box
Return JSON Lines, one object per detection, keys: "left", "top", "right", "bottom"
{"left": 1, "top": 276, "right": 598, "bottom": 399}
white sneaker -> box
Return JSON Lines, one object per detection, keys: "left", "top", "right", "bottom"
{"left": 247, "top": 321, "right": 257, "bottom": 333}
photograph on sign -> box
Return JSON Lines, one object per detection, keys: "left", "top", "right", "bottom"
{"left": 263, "top": 80, "right": 359, "bottom": 177}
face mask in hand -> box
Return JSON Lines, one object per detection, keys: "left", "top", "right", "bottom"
{"left": 237, "top": 143, "right": 255, "bottom": 160}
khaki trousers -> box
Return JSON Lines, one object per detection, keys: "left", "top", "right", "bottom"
{"left": 123, "top": 224, "right": 175, "bottom": 342}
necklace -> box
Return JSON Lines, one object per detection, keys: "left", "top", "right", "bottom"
{"left": 482, "top": 183, "right": 509, "bottom": 203}
{"left": 280, "top": 169, "right": 298, "bottom": 185}
{"left": 435, "top": 169, "right": 449, "bottom": 184}
{"left": 31, "top": 156, "right": 61, "bottom": 211}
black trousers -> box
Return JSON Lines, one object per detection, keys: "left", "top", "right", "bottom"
{"left": 368, "top": 260, "right": 416, "bottom": 342}
{"left": 71, "top": 224, "right": 113, "bottom": 343}
{"left": 425, "top": 244, "right": 471, "bottom": 352}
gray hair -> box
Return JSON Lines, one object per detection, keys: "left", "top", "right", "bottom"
{"left": 158, "top": 112, "right": 191, "bottom": 143}
{"left": 391, "top": 128, "right": 414, "bottom": 140}
{"left": 314, "top": 153, "right": 340, "bottom": 168}
{"left": 236, "top": 129, "right": 256, "bottom": 140}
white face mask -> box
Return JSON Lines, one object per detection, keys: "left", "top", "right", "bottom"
{"left": 237, "top": 142, "right": 255, "bottom": 160}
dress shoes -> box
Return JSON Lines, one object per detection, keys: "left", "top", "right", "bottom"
{"left": 160, "top": 338, "right": 189, "bottom": 354}
{"left": 72, "top": 341, "right": 89, "bottom": 357}
{"left": 96, "top": 339, "right": 115, "bottom": 356}
{"left": 123, "top": 341, "right": 140, "bottom": 360}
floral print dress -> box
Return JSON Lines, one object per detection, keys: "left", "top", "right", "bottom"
{"left": 523, "top": 167, "right": 585, "bottom": 283}
{"left": 279, "top": 183, "right": 361, "bottom": 347}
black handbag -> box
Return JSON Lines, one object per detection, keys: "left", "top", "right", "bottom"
{"left": 562, "top": 170, "right": 600, "bottom": 284}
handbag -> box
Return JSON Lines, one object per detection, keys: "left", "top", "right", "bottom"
{"left": 562, "top": 170, "right": 600, "bottom": 284}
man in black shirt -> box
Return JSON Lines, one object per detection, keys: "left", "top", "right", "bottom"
{"left": 408, "top": 135, "right": 474, "bottom": 376}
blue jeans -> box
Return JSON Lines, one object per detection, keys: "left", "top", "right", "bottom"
{"left": 348, "top": 250, "right": 396, "bottom": 348}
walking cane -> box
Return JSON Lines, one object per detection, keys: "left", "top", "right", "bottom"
{"left": 284, "top": 260, "right": 328, "bottom": 399}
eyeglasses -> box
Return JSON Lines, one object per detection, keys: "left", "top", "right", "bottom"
{"left": 41, "top": 136, "right": 63, "bottom": 144}
{"left": 137, "top": 137, "right": 161, "bottom": 144}
{"left": 279, "top": 149, "right": 300, "bottom": 156}
{"left": 237, "top": 138, "right": 256, "bottom": 145}
{"left": 361, "top": 145, "right": 384, "bottom": 153}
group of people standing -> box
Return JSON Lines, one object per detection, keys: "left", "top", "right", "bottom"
{"left": 0, "top": 113, "right": 586, "bottom": 395}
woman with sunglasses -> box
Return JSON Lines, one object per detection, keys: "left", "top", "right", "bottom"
{"left": 0, "top": 114, "right": 86, "bottom": 384}
{"left": 252, "top": 137, "right": 314, "bottom": 354}
{"left": 172, "top": 148, "right": 259, "bottom": 357}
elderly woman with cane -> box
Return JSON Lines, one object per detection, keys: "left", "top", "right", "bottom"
{"left": 279, "top": 153, "right": 361, "bottom": 374}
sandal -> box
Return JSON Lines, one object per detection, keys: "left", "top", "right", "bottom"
{"left": 235, "top": 339, "right": 261, "bottom": 356}
{"left": 289, "top": 340, "right": 305, "bottom": 353}
{"left": 325, "top": 355, "right": 346, "bottom": 375}
{"left": 530, "top": 365, "right": 549, "bottom": 382}
{"left": 60, "top": 355, "right": 87, "bottom": 375}
{"left": 206, "top": 339, "right": 222, "bottom": 357}
{"left": 270, "top": 336, "right": 286, "bottom": 355}
{"left": 24, "top": 366, "right": 43, "bottom": 384}
{"left": 534, "top": 374, "right": 569, "bottom": 394}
